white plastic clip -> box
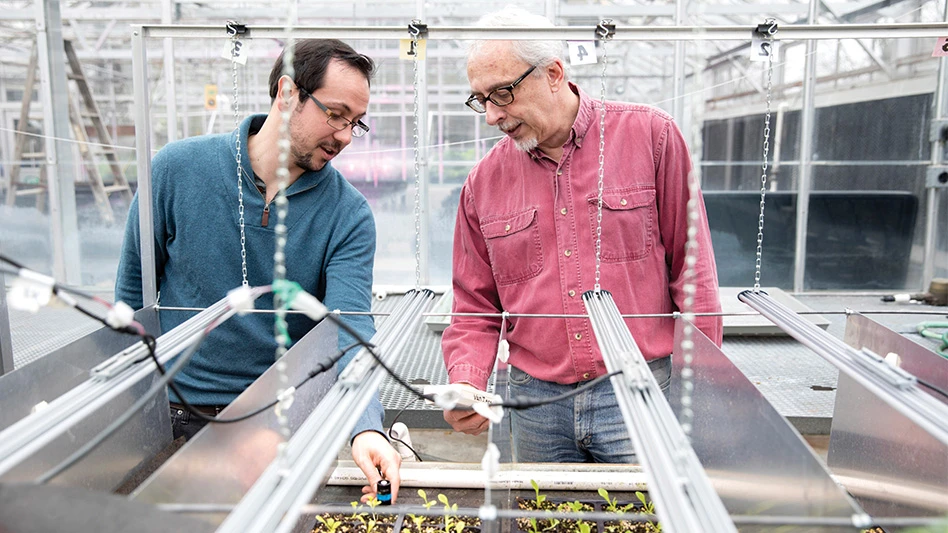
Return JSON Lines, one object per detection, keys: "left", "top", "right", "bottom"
{"left": 226, "top": 285, "right": 257, "bottom": 315}
{"left": 497, "top": 311, "right": 510, "bottom": 363}
{"left": 8, "top": 271, "right": 54, "bottom": 313}
{"left": 106, "top": 301, "right": 136, "bottom": 329}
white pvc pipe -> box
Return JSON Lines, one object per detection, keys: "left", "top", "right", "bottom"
{"left": 327, "top": 461, "right": 647, "bottom": 492}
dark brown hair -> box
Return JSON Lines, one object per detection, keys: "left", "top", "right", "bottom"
{"left": 268, "top": 39, "right": 374, "bottom": 102}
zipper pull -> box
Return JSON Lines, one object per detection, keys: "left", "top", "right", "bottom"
{"left": 261, "top": 204, "right": 270, "bottom": 227}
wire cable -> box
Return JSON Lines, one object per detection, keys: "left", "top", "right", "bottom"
{"left": 325, "top": 311, "right": 627, "bottom": 412}
{"left": 917, "top": 377, "right": 948, "bottom": 400}
{"left": 35, "top": 327, "right": 212, "bottom": 484}
{"left": 386, "top": 400, "right": 424, "bottom": 462}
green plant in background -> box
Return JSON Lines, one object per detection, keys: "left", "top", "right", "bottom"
{"left": 366, "top": 497, "right": 381, "bottom": 521}
{"left": 530, "top": 479, "right": 547, "bottom": 506}
{"left": 597, "top": 488, "right": 634, "bottom": 513}
{"left": 635, "top": 491, "right": 662, "bottom": 532}
{"left": 313, "top": 515, "right": 342, "bottom": 533}
{"left": 418, "top": 489, "right": 437, "bottom": 511}
{"left": 527, "top": 517, "right": 541, "bottom": 533}
{"left": 437, "top": 493, "right": 459, "bottom": 532}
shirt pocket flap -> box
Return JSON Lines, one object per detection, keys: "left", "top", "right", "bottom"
{"left": 588, "top": 188, "right": 655, "bottom": 211}
{"left": 481, "top": 208, "right": 538, "bottom": 239}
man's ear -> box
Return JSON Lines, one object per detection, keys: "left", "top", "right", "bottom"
{"left": 546, "top": 59, "right": 566, "bottom": 93}
{"left": 276, "top": 75, "right": 297, "bottom": 110}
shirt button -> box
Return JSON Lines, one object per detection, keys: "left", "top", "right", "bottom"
{"left": 557, "top": 170, "right": 563, "bottom": 176}
{"left": 504, "top": 224, "right": 511, "bottom": 232}
{"left": 574, "top": 333, "right": 582, "bottom": 340}
{"left": 564, "top": 249, "right": 572, "bottom": 257}
{"left": 560, "top": 208, "right": 567, "bottom": 215}
{"left": 620, "top": 198, "right": 628, "bottom": 206}
{"left": 583, "top": 372, "right": 590, "bottom": 379}
{"left": 568, "top": 290, "right": 576, "bottom": 297}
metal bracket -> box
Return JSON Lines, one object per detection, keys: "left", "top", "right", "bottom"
{"left": 929, "top": 118, "right": 948, "bottom": 143}
{"left": 225, "top": 20, "right": 248, "bottom": 37}
{"left": 408, "top": 19, "right": 428, "bottom": 39}
{"left": 755, "top": 18, "right": 778, "bottom": 37}
{"left": 853, "top": 348, "right": 917, "bottom": 390}
{"left": 596, "top": 20, "right": 615, "bottom": 41}
{"left": 925, "top": 166, "right": 948, "bottom": 189}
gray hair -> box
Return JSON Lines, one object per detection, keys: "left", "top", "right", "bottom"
{"left": 468, "top": 5, "right": 568, "bottom": 77}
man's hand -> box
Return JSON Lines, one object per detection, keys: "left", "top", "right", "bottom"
{"left": 441, "top": 383, "right": 491, "bottom": 435}
{"left": 351, "top": 430, "right": 401, "bottom": 504}
{"left": 443, "top": 408, "right": 490, "bottom": 435}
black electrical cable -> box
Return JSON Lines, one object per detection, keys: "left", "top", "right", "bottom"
{"left": 500, "top": 370, "right": 624, "bottom": 409}
{"left": 36, "top": 328, "right": 211, "bottom": 484}
{"left": 387, "top": 400, "right": 423, "bottom": 462}
{"left": 324, "top": 312, "right": 627, "bottom": 412}
{"left": 0, "top": 253, "right": 27, "bottom": 269}
{"left": 143, "top": 338, "right": 360, "bottom": 425}
{"left": 917, "top": 377, "right": 948, "bottom": 400}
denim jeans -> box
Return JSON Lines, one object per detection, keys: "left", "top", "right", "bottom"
{"left": 508, "top": 355, "right": 671, "bottom": 463}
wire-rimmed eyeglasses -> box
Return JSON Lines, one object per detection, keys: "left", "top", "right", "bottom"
{"left": 465, "top": 65, "right": 537, "bottom": 114}
{"left": 303, "top": 90, "right": 370, "bottom": 138}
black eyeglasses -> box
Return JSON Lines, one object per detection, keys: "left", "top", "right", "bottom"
{"left": 303, "top": 90, "right": 370, "bottom": 137}
{"left": 465, "top": 65, "right": 537, "bottom": 114}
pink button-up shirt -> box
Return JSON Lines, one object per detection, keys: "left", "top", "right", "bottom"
{"left": 442, "top": 84, "right": 723, "bottom": 390}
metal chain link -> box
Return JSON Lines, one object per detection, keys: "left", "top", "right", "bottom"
{"left": 411, "top": 23, "right": 422, "bottom": 291}
{"left": 232, "top": 37, "right": 248, "bottom": 287}
{"left": 678, "top": 27, "right": 711, "bottom": 439}
{"left": 594, "top": 25, "right": 610, "bottom": 293}
{"left": 754, "top": 38, "right": 775, "bottom": 292}
{"left": 272, "top": 4, "right": 299, "bottom": 460}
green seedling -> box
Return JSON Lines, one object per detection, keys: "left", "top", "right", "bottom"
{"left": 527, "top": 517, "right": 541, "bottom": 533}
{"left": 635, "top": 491, "right": 662, "bottom": 532}
{"left": 530, "top": 479, "right": 547, "bottom": 506}
{"left": 577, "top": 522, "right": 592, "bottom": 533}
{"left": 437, "top": 493, "right": 459, "bottom": 532}
{"left": 366, "top": 497, "right": 381, "bottom": 521}
{"left": 314, "top": 515, "right": 342, "bottom": 533}
{"left": 418, "top": 489, "right": 436, "bottom": 510}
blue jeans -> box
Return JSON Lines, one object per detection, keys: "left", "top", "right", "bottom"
{"left": 508, "top": 356, "right": 671, "bottom": 463}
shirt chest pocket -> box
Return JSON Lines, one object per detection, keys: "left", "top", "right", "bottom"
{"left": 480, "top": 208, "right": 544, "bottom": 287}
{"left": 587, "top": 188, "right": 655, "bottom": 263}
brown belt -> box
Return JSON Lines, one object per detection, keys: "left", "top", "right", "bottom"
{"left": 169, "top": 402, "right": 226, "bottom": 416}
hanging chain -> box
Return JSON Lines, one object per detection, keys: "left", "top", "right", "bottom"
{"left": 232, "top": 34, "right": 248, "bottom": 287}
{"left": 272, "top": 3, "right": 299, "bottom": 460}
{"left": 677, "top": 25, "right": 711, "bottom": 439}
{"left": 411, "top": 21, "right": 423, "bottom": 291}
{"left": 594, "top": 21, "right": 612, "bottom": 293}
{"left": 754, "top": 28, "right": 776, "bottom": 293}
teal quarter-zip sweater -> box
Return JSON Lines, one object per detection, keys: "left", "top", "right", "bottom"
{"left": 116, "top": 114, "right": 382, "bottom": 438}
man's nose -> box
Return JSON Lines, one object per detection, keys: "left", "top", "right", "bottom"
{"left": 484, "top": 101, "right": 506, "bottom": 126}
{"left": 332, "top": 125, "right": 353, "bottom": 145}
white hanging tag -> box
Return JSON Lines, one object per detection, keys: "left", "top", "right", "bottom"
{"left": 221, "top": 39, "right": 250, "bottom": 65}
{"left": 399, "top": 39, "right": 427, "bottom": 60}
{"left": 750, "top": 34, "right": 777, "bottom": 62}
{"left": 568, "top": 41, "right": 597, "bottom": 66}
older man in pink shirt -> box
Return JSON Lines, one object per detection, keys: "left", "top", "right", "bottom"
{"left": 442, "top": 7, "right": 723, "bottom": 463}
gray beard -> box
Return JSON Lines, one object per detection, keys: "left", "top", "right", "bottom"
{"left": 513, "top": 136, "right": 538, "bottom": 152}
